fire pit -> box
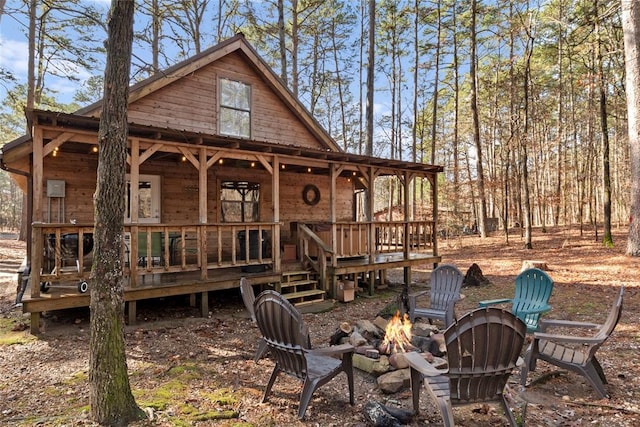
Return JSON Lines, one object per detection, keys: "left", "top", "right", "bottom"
{"left": 329, "top": 310, "right": 447, "bottom": 393}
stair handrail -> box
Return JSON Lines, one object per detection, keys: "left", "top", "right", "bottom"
{"left": 297, "top": 224, "right": 335, "bottom": 292}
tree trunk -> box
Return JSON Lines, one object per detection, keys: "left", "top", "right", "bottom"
{"left": 522, "top": 7, "right": 535, "bottom": 249}
{"left": 278, "top": 0, "right": 288, "bottom": 87}
{"left": 595, "top": 0, "right": 613, "bottom": 247}
{"left": 365, "top": 0, "right": 374, "bottom": 157}
{"left": 622, "top": 0, "right": 640, "bottom": 256}
{"left": 89, "top": 1, "right": 144, "bottom": 425}
{"left": 470, "top": 0, "right": 487, "bottom": 238}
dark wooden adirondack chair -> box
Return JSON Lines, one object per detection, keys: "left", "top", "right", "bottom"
{"left": 521, "top": 286, "right": 624, "bottom": 399}
{"left": 239, "top": 277, "right": 269, "bottom": 362}
{"left": 253, "top": 290, "right": 355, "bottom": 419}
{"left": 479, "top": 267, "right": 554, "bottom": 333}
{"left": 405, "top": 307, "right": 527, "bottom": 427}
{"left": 408, "top": 264, "right": 464, "bottom": 327}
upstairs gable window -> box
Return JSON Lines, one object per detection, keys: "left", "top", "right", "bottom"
{"left": 219, "top": 78, "right": 251, "bottom": 138}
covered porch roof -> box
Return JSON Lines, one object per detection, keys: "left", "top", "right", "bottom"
{"left": 2, "top": 109, "right": 443, "bottom": 179}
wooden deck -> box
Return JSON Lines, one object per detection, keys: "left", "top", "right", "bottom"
{"left": 20, "top": 252, "right": 440, "bottom": 332}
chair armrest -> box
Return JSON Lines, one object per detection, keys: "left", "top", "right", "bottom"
{"left": 408, "top": 289, "right": 429, "bottom": 300}
{"left": 532, "top": 332, "right": 604, "bottom": 345}
{"left": 539, "top": 319, "right": 601, "bottom": 330}
{"left": 478, "top": 298, "right": 511, "bottom": 307}
{"left": 517, "top": 304, "right": 552, "bottom": 315}
{"left": 404, "top": 351, "right": 447, "bottom": 377}
{"left": 309, "top": 343, "right": 354, "bottom": 357}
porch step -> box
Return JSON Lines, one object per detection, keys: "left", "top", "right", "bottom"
{"left": 280, "top": 269, "right": 325, "bottom": 307}
{"left": 283, "top": 289, "right": 327, "bottom": 306}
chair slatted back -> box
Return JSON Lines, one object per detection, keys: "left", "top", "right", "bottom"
{"left": 590, "top": 286, "right": 624, "bottom": 356}
{"left": 512, "top": 268, "right": 553, "bottom": 330}
{"left": 445, "top": 308, "right": 526, "bottom": 403}
{"left": 240, "top": 277, "right": 256, "bottom": 322}
{"left": 254, "top": 290, "right": 311, "bottom": 380}
{"left": 430, "top": 264, "right": 464, "bottom": 312}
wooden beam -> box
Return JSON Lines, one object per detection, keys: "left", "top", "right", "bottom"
{"left": 272, "top": 156, "right": 280, "bottom": 272}
{"left": 42, "top": 132, "right": 74, "bottom": 157}
{"left": 256, "top": 154, "right": 273, "bottom": 175}
{"left": 403, "top": 171, "right": 411, "bottom": 287}
{"left": 32, "top": 126, "right": 43, "bottom": 223}
{"left": 139, "top": 143, "right": 164, "bottom": 165}
{"left": 178, "top": 146, "right": 200, "bottom": 169}
{"left": 206, "top": 151, "right": 224, "bottom": 169}
{"left": 199, "top": 147, "right": 207, "bottom": 224}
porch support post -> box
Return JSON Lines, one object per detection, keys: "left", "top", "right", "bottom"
{"left": 32, "top": 126, "right": 43, "bottom": 223}
{"left": 30, "top": 126, "right": 44, "bottom": 333}
{"left": 199, "top": 147, "right": 208, "bottom": 281}
{"left": 403, "top": 171, "right": 412, "bottom": 287}
{"left": 431, "top": 174, "right": 439, "bottom": 261}
{"left": 367, "top": 166, "right": 375, "bottom": 296}
{"left": 329, "top": 164, "right": 337, "bottom": 297}
{"left": 272, "top": 156, "right": 280, "bottom": 272}
{"left": 128, "top": 138, "right": 140, "bottom": 325}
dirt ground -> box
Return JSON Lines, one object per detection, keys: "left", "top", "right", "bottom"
{"left": 0, "top": 226, "right": 639, "bottom": 426}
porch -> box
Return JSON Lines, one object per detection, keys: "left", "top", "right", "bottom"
{"left": 21, "top": 220, "right": 440, "bottom": 332}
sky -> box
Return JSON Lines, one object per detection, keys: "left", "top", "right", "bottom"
{"left": 0, "top": 0, "right": 391, "bottom": 144}
{"left": 1, "top": 0, "right": 110, "bottom": 107}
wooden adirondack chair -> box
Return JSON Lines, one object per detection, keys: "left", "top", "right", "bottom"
{"left": 408, "top": 264, "right": 464, "bottom": 327}
{"left": 405, "top": 307, "right": 527, "bottom": 427}
{"left": 521, "top": 286, "right": 624, "bottom": 399}
{"left": 253, "top": 290, "right": 355, "bottom": 419}
{"left": 479, "top": 267, "right": 554, "bottom": 333}
{"left": 239, "top": 277, "right": 269, "bottom": 362}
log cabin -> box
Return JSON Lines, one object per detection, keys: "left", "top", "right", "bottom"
{"left": 0, "top": 34, "right": 443, "bottom": 333}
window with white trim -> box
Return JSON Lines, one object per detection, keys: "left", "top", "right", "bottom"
{"left": 219, "top": 78, "right": 251, "bottom": 138}
{"left": 124, "top": 174, "right": 161, "bottom": 223}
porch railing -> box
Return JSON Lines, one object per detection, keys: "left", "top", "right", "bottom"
{"left": 29, "top": 222, "right": 277, "bottom": 296}
{"left": 301, "top": 220, "right": 435, "bottom": 259}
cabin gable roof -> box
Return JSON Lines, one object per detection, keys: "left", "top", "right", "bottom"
{"left": 76, "top": 34, "right": 342, "bottom": 153}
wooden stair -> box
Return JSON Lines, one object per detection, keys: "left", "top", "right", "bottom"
{"left": 278, "top": 270, "right": 325, "bottom": 307}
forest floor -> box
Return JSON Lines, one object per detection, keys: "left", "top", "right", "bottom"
{"left": 0, "top": 225, "right": 639, "bottom": 426}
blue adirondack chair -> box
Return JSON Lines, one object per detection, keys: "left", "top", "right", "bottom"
{"left": 479, "top": 268, "right": 554, "bottom": 333}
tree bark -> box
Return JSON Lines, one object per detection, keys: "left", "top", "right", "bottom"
{"left": 470, "top": 0, "right": 487, "bottom": 238}
{"left": 89, "top": 1, "right": 144, "bottom": 425}
{"left": 595, "top": 0, "right": 613, "bottom": 247}
{"left": 622, "top": 0, "right": 640, "bottom": 256}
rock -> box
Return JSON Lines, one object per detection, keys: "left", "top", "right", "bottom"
{"left": 349, "top": 329, "right": 368, "bottom": 347}
{"left": 377, "top": 369, "right": 410, "bottom": 394}
{"left": 362, "top": 401, "right": 403, "bottom": 427}
{"left": 353, "top": 353, "right": 390, "bottom": 375}
{"left": 356, "top": 319, "right": 384, "bottom": 340}
{"left": 373, "top": 316, "right": 388, "bottom": 331}
{"left": 463, "top": 263, "right": 490, "bottom": 287}
{"left": 388, "top": 352, "right": 409, "bottom": 369}
{"left": 410, "top": 334, "right": 434, "bottom": 353}
{"left": 430, "top": 333, "right": 446, "bottom": 356}
{"left": 412, "top": 321, "right": 438, "bottom": 337}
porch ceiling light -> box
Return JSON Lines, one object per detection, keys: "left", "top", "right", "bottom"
{"left": 181, "top": 155, "right": 187, "bottom": 162}
{"left": 307, "top": 167, "right": 312, "bottom": 173}
{"left": 219, "top": 159, "right": 224, "bottom": 164}
{"left": 91, "top": 146, "right": 98, "bottom": 153}
{"left": 251, "top": 161, "right": 256, "bottom": 167}
{"left": 281, "top": 164, "right": 286, "bottom": 169}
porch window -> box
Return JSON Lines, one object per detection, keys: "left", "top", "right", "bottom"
{"left": 219, "top": 78, "right": 251, "bottom": 138}
{"left": 221, "top": 181, "right": 259, "bottom": 222}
